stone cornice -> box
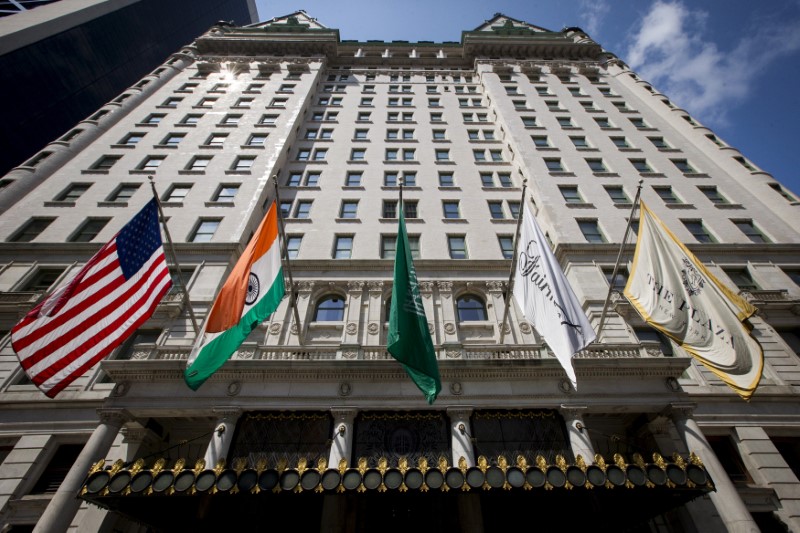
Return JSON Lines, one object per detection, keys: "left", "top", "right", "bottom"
{"left": 555, "top": 242, "right": 800, "bottom": 263}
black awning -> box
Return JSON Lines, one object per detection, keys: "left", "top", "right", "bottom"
{"left": 80, "top": 453, "right": 713, "bottom": 532}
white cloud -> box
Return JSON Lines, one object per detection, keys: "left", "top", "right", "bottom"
{"left": 624, "top": 1, "right": 800, "bottom": 124}
{"left": 579, "top": 0, "right": 610, "bottom": 37}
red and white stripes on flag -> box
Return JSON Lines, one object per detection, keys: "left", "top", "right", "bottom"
{"left": 11, "top": 199, "right": 171, "bottom": 398}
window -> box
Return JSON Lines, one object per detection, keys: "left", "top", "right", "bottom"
{"left": 56, "top": 183, "right": 91, "bottom": 202}
{"left": 164, "top": 185, "right": 191, "bottom": 203}
{"left": 294, "top": 201, "right": 312, "bottom": 218}
{"left": 339, "top": 200, "right": 358, "bottom": 219}
{"left": 522, "top": 116, "right": 538, "bottom": 127}
{"left": 724, "top": 268, "right": 758, "bottom": 291}
{"left": 473, "top": 150, "right": 486, "bottom": 162}
{"left": 158, "top": 133, "right": 184, "bottom": 147}
{"left": 578, "top": 219, "right": 606, "bottom": 243}
{"left": 428, "top": 98, "right": 440, "bottom": 107}
{"left": 769, "top": 183, "right": 797, "bottom": 202}
{"left": 569, "top": 136, "right": 587, "bottom": 148}
{"left": 448, "top": 235, "right": 468, "bottom": 259}
{"left": 91, "top": 155, "right": 121, "bottom": 171}
{"left": 30, "top": 444, "right": 84, "bottom": 495}
{"left": 603, "top": 266, "right": 629, "bottom": 291}
{"left": 733, "top": 220, "right": 770, "bottom": 243}
{"left": 457, "top": 295, "right": 487, "bottom": 321}
{"left": 351, "top": 148, "right": 366, "bottom": 161}
{"left": 488, "top": 201, "right": 504, "bottom": 219}
{"left": 436, "top": 149, "right": 450, "bottom": 162}
{"left": 430, "top": 112, "right": 443, "bottom": 122}
{"left": 605, "top": 186, "right": 630, "bottom": 204}
{"left": 161, "top": 97, "right": 182, "bottom": 108}
{"left": 345, "top": 172, "right": 362, "bottom": 187}
{"left": 498, "top": 236, "right": 514, "bottom": 259}
{"left": 402, "top": 129, "right": 414, "bottom": 140}
{"left": 654, "top": 186, "right": 681, "bottom": 204}
{"left": 197, "top": 97, "right": 217, "bottom": 108}
{"left": 107, "top": 184, "right": 140, "bottom": 202}
{"left": 9, "top": 218, "right": 55, "bottom": 242}
{"left": 221, "top": 114, "right": 241, "bottom": 125}
{"left": 490, "top": 150, "right": 503, "bottom": 162}
{"left": 269, "top": 98, "right": 287, "bottom": 108}
{"left": 205, "top": 133, "right": 227, "bottom": 147}
{"left": 672, "top": 159, "right": 695, "bottom": 173}
{"left": 508, "top": 201, "right": 520, "bottom": 219}
{"left": 403, "top": 149, "right": 415, "bottom": 161}
{"left": 143, "top": 113, "right": 165, "bottom": 125}
{"left": 634, "top": 327, "right": 674, "bottom": 357}
{"left": 279, "top": 84, "right": 295, "bottom": 92}
{"left": 138, "top": 156, "right": 164, "bottom": 170}
{"left": 560, "top": 186, "right": 582, "bottom": 204}
{"left": 213, "top": 184, "right": 239, "bottom": 202}
{"left": 734, "top": 156, "right": 756, "bottom": 171}
{"left": 357, "top": 112, "right": 371, "bottom": 121}
{"left": 189, "top": 219, "right": 220, "bottom": 242}
{"left": 557, "top": 117, "right": 573, "bottom": 128}
{"left": 314, "top": 295, "right": 345, "bottom": 321}
{"left": 586, "top": 159, "right": 607, "bottom": 172}
{"left": 69, "top": 218, "right": 110, "bottom": 242}
{"left": 438, "top": 172, "right": 454, "bottom": 187}
{"left": 545, "top": 159, "right": 564, "bottom": 172}
{"left": 187, "top": 156, "right": 212, "bottom": 171}
{"left": 247, "top": 134, "right": 268, "bottom": 146}
{"left": 120, "top": 133, "right": 144, "bottom": 145}
{"left": 232, "top": 156, "right": 255, "bottom": 171}
{"left": 384, "top": 172, "right": 398, "bottom": 187}
{"left": 247, "top": 83, "right": 264, "bottom": 92}
{"left": 649, "top": 137, "right": 669, "bottom": 149}
{"left": 286, "top": 236, "right": 302, "bottom": 259}
{"left": 333, "top": 235, "right": 354, "bottom": 258}
{"left": 385, "top": 148, "right": 398, "bottom": 161}
{"left": 498, "top": 173, "right": 513, "bottom": 187}
{"left": 630, "top": 159, "right": 653, "bottom": 173}
{"left": 682, "top": 220, "right": 715, "bottom": 243}
{"left": 443, "top": 201, "right": 461, "bottom": 219}
{"left": 433, "top": 130, "right": 446, "bottom": 140}
{"left": 630, "top": 117, "right": 648, "bottom": 129}
{"left": 297, "top": 149, "right": 311, "bottom": 161}
{"left": 403, "top": 172, "right": 417, "bottom": 187}
{"left": 594, "top": 117, "right": 611, "bottom": 128}
{"left": 699, "top": 186, "right": 728, "bottom": 204}
{"left": 360, "top": 97, "right": 373, "bottom": 106}
{"left": 259, "top": 114, "right": 278, "bottom": 125}
{"left": 354, "top": 129, "right": 368, "bottom": 140}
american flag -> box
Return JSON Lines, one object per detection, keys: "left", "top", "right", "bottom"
{"left": 11, "top": 198, "right": 172, "bottom": 398}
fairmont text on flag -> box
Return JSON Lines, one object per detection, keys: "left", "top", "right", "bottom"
{"left": 185, "top": 202, "right": 285, "bottom": 390}
{"left": 512, "top": 207, "right": 596, "bottom": 389}
{"left": 624, "top": 202, "right": 763, "bottom": 400}
{"left": 387, "top": 208, "right": 441, "bottom": 404}
{"left": 11, "top": 198, "right": 172, "bottom": 398}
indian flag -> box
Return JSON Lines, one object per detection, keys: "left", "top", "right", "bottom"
{"left": 185, "top": 203, "right": 285, "bottom": 390}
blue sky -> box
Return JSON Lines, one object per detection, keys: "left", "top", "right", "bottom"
{"left": 254, "top": 0, "right": 800, "bottom": 195}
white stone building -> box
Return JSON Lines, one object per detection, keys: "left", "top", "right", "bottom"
{"left": 0, "top": 12, "right": 798, "bottom": 532}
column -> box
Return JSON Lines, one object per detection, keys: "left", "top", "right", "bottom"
{"left": 437, "top": 281, "right": 460, "bottom": 345}
{"left": 341, "top": 281, "right": 364, "bottom": 347}
{"left": 560, "top": 405, "right": 594, "bottom": 462}
{"left": 203, "top": 408, "right": 242, "bottom": 468}
{"left": 418, "top": 281, "right": 436, "bottom": 344}
{"left": 291, "top": 281, "right": 315, "bottom": 344}
{"left": 328, "top": 408, "right": 358, "bottom": 469}
{"left": 34, "top": 409, "right": 128, "bottom": 533}
{"left": 485, "top": 281, "right": 508, "bottom": 341}
{"left": 365, "top": 281, "right": 385, "bottom": 346}
{"left": 447, "top": 407, "right": 475, "bottom": 468}
{"left": 670, "top": 404, "right": 759, "bottom": 533}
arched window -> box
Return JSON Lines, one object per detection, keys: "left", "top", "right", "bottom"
{"left": 313, "top": 295, "right": 345, "bottom": 321}
{"left": 456, "top": 294, "right": 487, "bottom": 321}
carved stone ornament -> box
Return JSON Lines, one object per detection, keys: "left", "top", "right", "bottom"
{"left": 487, "top": 281, "right": 505, "bottom": 292}
{"left": 437, "top": 281, "right": 453, "bottom": 292}
{"left": 111, "top": 382, "right": 129, "bottom": 398}
{"left": 269, "top": 322, "right": 282, "bottom": 335}
{"left": 297, "top": 281, "right": 315, "bottom": 292}
{"left": 446, "top": 349, "right": 461, "bottom": 359}
{"left": 665, "top": 377, "right": 681, "bottom": 392}
{"left": 131, "top": 349, "right": 150, "bottom": 360}
{"left": 449, "top": 382, "right": 463, "bottom": 395}
{"left": 428, "top": 322, "right": 434, "bottom": 334}
{"left": 235, "top": 347, "right": 255, "bottom": 360}
{"left": 348, "top": 281, "right": 365, "bottom": 293}
{"left": 342, "top": 350, "right": 358, "bottom": 359}
{"left": 227, "top": 381, "right": 242, "bottom": 397}
{"left": 290, "top": 323, "right": 299, "bottom": 335}
{"left": 502, "top": 323, "right": 511, "bottom": 334}
{"left": 346, "top": 322, "right": 358, "bottom": 335}
{"left": 519, "top": 322, "right": 532, "bottom": 334}
{"left": 367, "top": 281, "right": 385, "bottom": 292}
{"left": 444, "top": 323, "right": 456, "bottom": 335}
{"left": 339, "top": 382, "right": 352, "bottom": 397}
{"left": 558, "top": 379, "right": 574, "bottom": 394}
{"left": 418, "top": 281, "right": 434, "bottom": 293}
{"left": 368, "top": 323, "right": 380, "bottom": 335}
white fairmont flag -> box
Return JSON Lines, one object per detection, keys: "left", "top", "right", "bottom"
{"left": 513, "top": 208, "right": 596, "bottom": 388}
{"left": 624, "top": 202, "right": 763, "bottom": 400}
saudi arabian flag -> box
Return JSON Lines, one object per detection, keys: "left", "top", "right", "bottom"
{"left": 387, "top": 209, "right": 441, "bottom": 404}
{"left": 185, "top": 203, "right": 285, "bottom": 390}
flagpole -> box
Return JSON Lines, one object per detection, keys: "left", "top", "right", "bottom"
{"left": 147, "top": 177, "right": 199, "bottom": 334}
{"left": 596, "top": 179, "right": 644, "bottom": 338}
{"left": 498, "top": 179, "right": 528, "bottom": 344}
{"left": 272, "top": 176, "right": 304, "bottom": 345}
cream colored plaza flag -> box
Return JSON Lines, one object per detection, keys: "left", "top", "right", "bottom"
{"left": 624, "top": 202, "right": 763, "bottom": 400}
